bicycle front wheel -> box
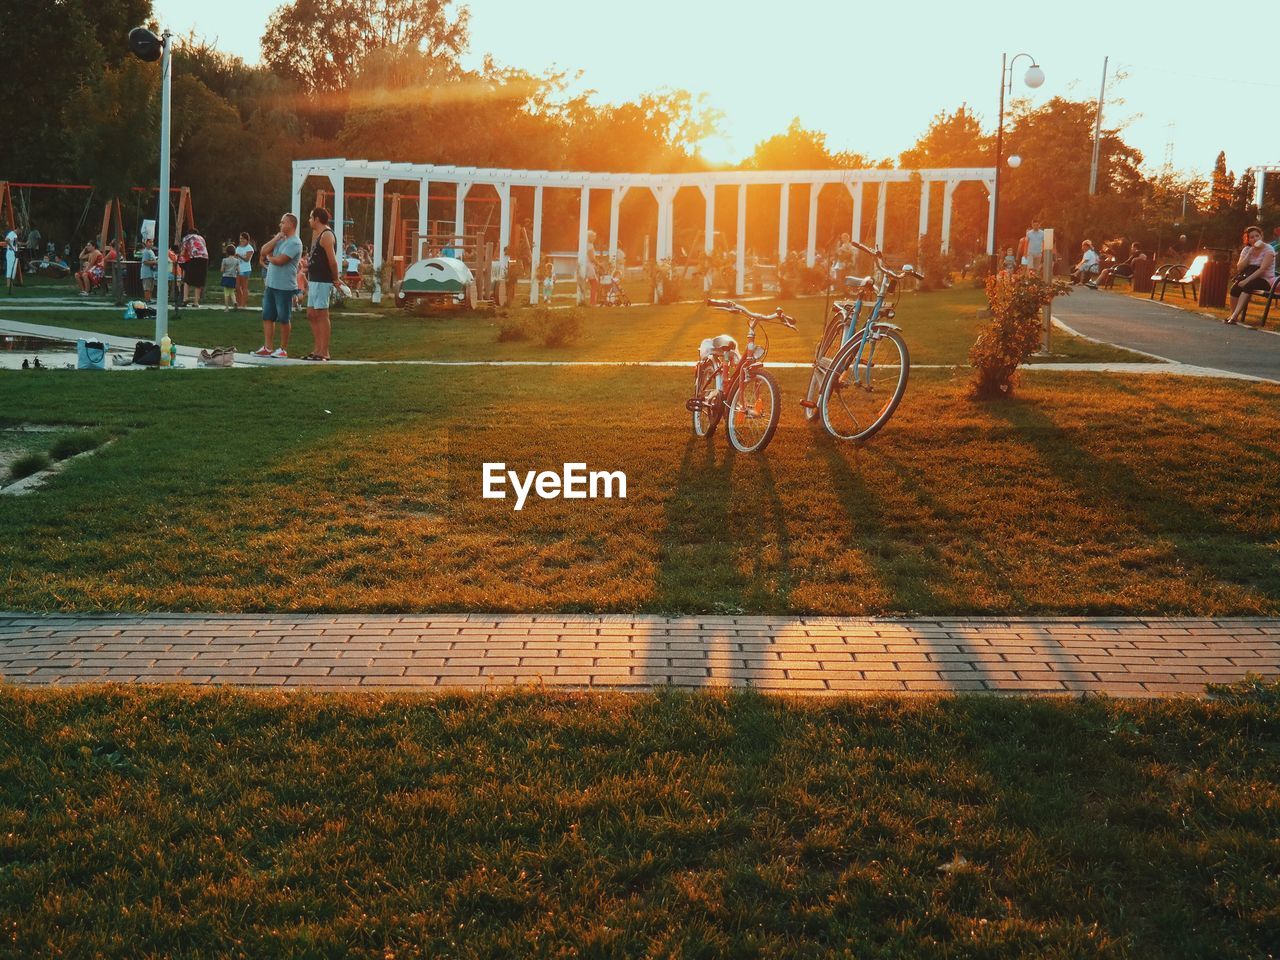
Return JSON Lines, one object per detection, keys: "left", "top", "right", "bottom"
{"left": 819, "top": 328, "right": 909, "bottom": 442}
{"left": 727, "top": 368, "right": 781, "bottom": 453}
{"left": 804, "top": 317, "right": 845, "bottom": 422}
{"left": 691, "top": 360, "right": 721, "bottom": 438}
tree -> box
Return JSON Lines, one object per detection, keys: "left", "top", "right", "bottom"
{"left": 261, "top": 0, "right": 468, "bottom": 92}
{"left": 745, "top": 119, "right": 867, "bottom": 171}
{"left": 1210, "top": 151, "right": 1235, "bottom": 213}
{"left": 64, "top": 59, "right": 159, "bottom": 205}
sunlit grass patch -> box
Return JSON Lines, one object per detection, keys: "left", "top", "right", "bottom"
{"left": 0, "top": 364, "right": 1275, "bottom": 614}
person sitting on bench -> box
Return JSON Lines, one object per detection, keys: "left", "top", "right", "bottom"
{"left": 75, "top": 241, "right": 105, "bottom": 294}
{"left": 1091, "top": 241, "right": 1143, "bottom": 289}
{"left": 1072, "top": 240, "right": 1100, "bottom": 285}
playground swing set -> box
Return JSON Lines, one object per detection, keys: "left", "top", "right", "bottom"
{"left": 0, "top": 180, "right": 196, "bottom": 300}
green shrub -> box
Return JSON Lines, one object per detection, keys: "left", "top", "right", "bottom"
{"left": 499, "top": 308, "right": 583, "bottom": 348}
{"left": 496, "top": 313, "right": 531, "bottom": 342}
{"left": 9, "top": 452, "right": 51, "bottom": 482}
{"left": 969, "top": 272, "right": 1070, "bottom": 398}
{"left": 50, "top": 432, "right": 105, "bottom": 461}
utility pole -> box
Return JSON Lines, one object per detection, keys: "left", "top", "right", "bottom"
{"left": 1089, "top": 56, "right": 1107, "bottom": 196}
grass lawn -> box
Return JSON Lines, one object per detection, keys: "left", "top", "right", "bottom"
{"left": 0, "top": 363, "right": 1276, "bottom": 615}
{"left": 2, "top": 685, "right": 1278, "bottom": 958}
{"left": 3, "top": 280, "right": 1152, "bottom": 365}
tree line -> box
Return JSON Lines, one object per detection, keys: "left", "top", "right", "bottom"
{"left": 1, "top": 0, "right": 1273, "bottom": 264}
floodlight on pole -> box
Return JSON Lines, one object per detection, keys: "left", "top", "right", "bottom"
{"left": 991, "top": 52, "right": 1043, "bottom": 271}
{"left": 1007, "top": 155, "right": 1022, "bottom": 169}
{"left": 129, "top": 26, "right": 172, "bottom": 346}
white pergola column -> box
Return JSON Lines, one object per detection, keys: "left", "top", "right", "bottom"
{"left": 918, "top": 179, "right": 931, "bottom": 242}
{"left": 453, "top": 182, "right": 472, "bottom": 249}
{"left": 417, "top": 179, "right": 429, "bottom": 258}
{"left": 290, "top": 165, "right": 306, "bottom": 222}
{"left": 577, "top": 186, "right": 590, "bottom": 304}
{"left": 665, "top": 189, "right": 676, "bottom": 260}
{"left": 649, "top": 186, "right": 665, "bottom": 261}
{"left": 332, "top": 175, "right": 345, "bottom": 257}
{"left": 806, "top": 183, "right": 821, "bottom": 266}
{"left": 778, "top": 184, "right": 789, "bottom": 261}
{"left": 372, "top": 177, "right": 385, "bottom": 303}
{"left": 608, "top": 186, "right": 627, "bottom": 263}
{"left": 701, "top": 184, "right": 715, "bottom": 254}
{"left": 941, "top": 180, "right": 957, "bottom": 255}
{"left": 984, "top": 178, "right": 996, "bottom": 255}
{"left": 497, "top": 182, "right": 511, "bottom": 256}
{"left": 848, "top": 181, "right": 863, "bottom": 245}
{"left": 1255, "top": 170, "right": 1266, "bottom": 210}
{"left": 735, "top": 183, "right": 746, "bottom": 296}
{"left": 530, "top": 185, "right": 543, "bottom": 304}
{"left": 875, "top": 180, "right": 888, "bottom": 251}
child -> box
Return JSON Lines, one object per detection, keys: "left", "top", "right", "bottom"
{"left": 539, "top": 260, "right": 555, "bottom": 302}
{"left": 1002, "top": 247, "right": 1016, "bottom": 272}
{"left": 219, "top": 245, "right": 239, "bottom": 309}
{"left": 294, "top": 252, "right": 309, "bottom": 309}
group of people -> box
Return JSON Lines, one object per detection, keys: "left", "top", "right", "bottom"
{"left": 1065, "top": 223, "right": 1279, "bottom": 327}
{"left": 253, "top": 207, "right": 340, "bottom": 361}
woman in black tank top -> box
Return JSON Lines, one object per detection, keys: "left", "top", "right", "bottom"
{"left": 308, "top": 228, "right": 336, "bottom": 283}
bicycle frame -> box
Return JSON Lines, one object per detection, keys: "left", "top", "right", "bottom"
{"left": 831, "top": 274, "right": 901, "bottom": 389}
{"left": 702, "top": 316, "right": 766, "bottom": 403}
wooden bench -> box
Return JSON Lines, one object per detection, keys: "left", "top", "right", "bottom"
{"left": 1240, "top": 275, "right": 1280, "bottom": 328}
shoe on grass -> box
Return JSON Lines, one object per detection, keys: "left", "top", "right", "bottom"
{"left": 251, "top": 346, "right": 273, "bottom": 357}
{"left": 270, "top": 348, "right": 288, "bottom": 358}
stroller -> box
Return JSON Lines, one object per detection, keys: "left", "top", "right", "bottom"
{"left": 600, "top": 270, "right": 631, "bottom": 307}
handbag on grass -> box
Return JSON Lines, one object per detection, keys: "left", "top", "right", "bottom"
{"left": 131, "top": 341, "right": 161, "bottom": 366}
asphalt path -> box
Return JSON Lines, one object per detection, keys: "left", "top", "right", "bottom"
{"left": 1053, "top": 290, "right": 1280, "bottom": 382}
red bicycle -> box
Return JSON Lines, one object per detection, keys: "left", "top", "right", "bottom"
{"left": 686, "top": 298, "right": 797, "bottom": 453}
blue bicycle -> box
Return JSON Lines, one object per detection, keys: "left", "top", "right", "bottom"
{"left": 801, "top": 240, "right": 922, "bottom": 441}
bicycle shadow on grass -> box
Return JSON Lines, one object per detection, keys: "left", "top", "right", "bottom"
{"left": 643, "top": 435, "right": 794, "bottom": 690}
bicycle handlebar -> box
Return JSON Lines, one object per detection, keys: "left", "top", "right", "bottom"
{"left": 848, "top": 240, "right": 923, "bottom": 283}
{"left": 706, "top": 299, "right": 797, "bottom": 330}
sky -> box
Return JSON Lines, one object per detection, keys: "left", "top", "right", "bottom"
{"left": 154, "top": 0, "right": 1278, "bottom": 179}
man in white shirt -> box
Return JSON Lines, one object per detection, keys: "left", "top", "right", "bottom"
{"left": 1073, "top": 240, "right": 1100, "bottom": 285}
{"left": 4, "top": 227, "right": 18, "bottom": 292}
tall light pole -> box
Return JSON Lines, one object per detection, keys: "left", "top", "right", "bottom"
{"left": 992, "top": 52, "right": 1043, "bottom": 270}
{"left": 1089, "top": 57, "right": 1108, "bottom": 196}
{"left": 129, "top": 26, "right": 173, "bottom": 345}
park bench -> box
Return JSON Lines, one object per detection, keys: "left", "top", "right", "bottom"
{"left": 1239, "top": 275, "right": 1280, "bottom": 328}
{"left": 1148, "top": 254, "right": 1208, "bottom": 302}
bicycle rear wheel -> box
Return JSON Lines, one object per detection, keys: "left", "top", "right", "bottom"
{"left": 804, "top": 316, "right": 845, "bottom": 422}
{"left": 727, "top": 368, "right": 781, "bottom": 453}
{"left": 819, "top": 328, "right": 909, "bottom": 442}
{"left": 691, "top": 359, "right": 721, "bottom": 438}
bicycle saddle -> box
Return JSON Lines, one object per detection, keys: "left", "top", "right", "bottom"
{"left": 699, "top": 334, "right": 738, "bottom": 359}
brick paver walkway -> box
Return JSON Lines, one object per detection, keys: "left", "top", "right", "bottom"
{"left": 3, "top": 614, "right": 1278, "bottom": 697}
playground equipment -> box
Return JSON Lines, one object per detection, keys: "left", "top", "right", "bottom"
{"left": 396, "top": 256, "right": 478, "bottom": 309}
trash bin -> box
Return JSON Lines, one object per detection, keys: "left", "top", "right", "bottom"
{"left": 1132, "top": 255, "right": 1154, "bottom": 294}
{"left": 121, "top": 260, "right": 143, "bottom": 299}
{"left": 1198, "top": 259, "right": 1229, "bottom": 309}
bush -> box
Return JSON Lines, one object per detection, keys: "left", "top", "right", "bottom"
{"left": 50, "top": 432, "right": 105, "bottom": 461}
{"left": 969, "top": 272, "right": 1070, "bottom": 398}
{"left": 9, "top": 452, "right": 51, "bottom": 483}
{"left": 495, "top": 308, "right": 583, "bottom": 348}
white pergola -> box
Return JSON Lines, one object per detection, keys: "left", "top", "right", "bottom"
{"left": 292, "top": 159, "right": 997, "bottom": 303}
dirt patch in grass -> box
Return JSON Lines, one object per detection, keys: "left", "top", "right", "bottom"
{"left": 2, "top": 686, "right": 1277, "bottom": 959}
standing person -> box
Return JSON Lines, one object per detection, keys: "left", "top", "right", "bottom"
{"left": 1018, "top": 218, "right": 1046, "bottom": 273}
{"left": 1225, "top": 225, "right": 1277, "bottom": 326}
{"left": 302, "top": 207, "right": 339, "bottom": 361}
{"left": 179, "top": 227, "right": 209, "bottom": 308}
{"left": 234, "top": 232, "right": 254, "bottom": 309}
{"left": 139, "top": 237, "right": 157, "bottom": 302}
{"left": 3, "top": 225, "right": 17, "bottom": 293}
{"left": 254, "top": 213, "right": 303, "bottom": 358}
{"left": 219, "top": 244, "right": 239, "bottom": 310}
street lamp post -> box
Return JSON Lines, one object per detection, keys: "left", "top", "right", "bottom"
{"left": 129, "top": 26, "right": 173, "bottom": 345}
{"left": 992, "top": 52, "right": 1043, "bottom": 271}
